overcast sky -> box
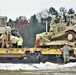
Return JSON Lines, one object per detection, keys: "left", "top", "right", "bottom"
{"left": 0, "top": 0, "right": 76, "bottom": 20}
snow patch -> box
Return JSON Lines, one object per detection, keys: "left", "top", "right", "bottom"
{"left": 0, "top": 62, "right": 76, "bottom": 71}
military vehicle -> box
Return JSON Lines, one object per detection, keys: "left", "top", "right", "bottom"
{"left": 0, "top": 16, "right": 23, "bottom": 48}
{"left": 36, "top": 14, "right": 76, "bottom": 48}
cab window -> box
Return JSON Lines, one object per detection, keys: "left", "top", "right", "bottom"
{"left": 11, "top": 30, "right": 21, "bottom": 37}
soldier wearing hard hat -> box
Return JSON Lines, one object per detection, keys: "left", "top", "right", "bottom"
{"left": 61, "top": 42, "right": 73, "bottom": 63}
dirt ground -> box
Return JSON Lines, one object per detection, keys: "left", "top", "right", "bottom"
{"left": 0, "top": 70, "right": 48, "bottom": 75}
{"left": 0, "top": 70, "right": 76, "bottom": 75}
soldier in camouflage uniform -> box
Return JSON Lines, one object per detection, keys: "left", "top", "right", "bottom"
{"left": 61, "top": 42, "right": 73, "bottom": 63}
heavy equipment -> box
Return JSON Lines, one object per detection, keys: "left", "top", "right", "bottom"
{"left": 36, "top": 14, "right": 76, "bottom": 48}
{"left": 0, "top": 16, "right": 23, "bottom": 48}
{"left": 0, "top": 14, "right": 76, "bottom": 63}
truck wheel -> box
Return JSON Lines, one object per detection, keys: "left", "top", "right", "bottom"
{"left": 67, "top": 33, "right": 74, "bottom": 42}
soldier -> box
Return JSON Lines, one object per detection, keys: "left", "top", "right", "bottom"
{"left": 17, "top": 40, "right": 22, "bottom": 48}
{"left": 61, "top": 42, "right": 73, "bottom": 63}
{"left": 1, "top": 31, "right": 9, "bottom": 48}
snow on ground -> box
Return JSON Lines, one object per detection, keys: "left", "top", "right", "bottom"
{"left": 0, "top": 62, "right": 76, "bottom": 71}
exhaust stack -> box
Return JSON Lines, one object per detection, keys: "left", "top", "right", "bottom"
{"left": 46, "top": 21, "right": 48, "bottom": 32}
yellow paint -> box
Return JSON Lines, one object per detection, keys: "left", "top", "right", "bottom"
{"left": 0, "top": 48, "right": 25, "bottom": 54}
{"left": 74, "top": 50, "right": 76, "bottom": 54}
{"left": 0, "top": 48, "right": 66, "bottom": 55}
{"left": 56, "top": 49, "right": 62, "bottom": 54}
{"left": 41, "top": 49, "right": 62, "bottom": 54}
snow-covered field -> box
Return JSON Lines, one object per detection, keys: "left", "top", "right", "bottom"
{"left": 0, "top": 62, "right": 76, "bottom": 71}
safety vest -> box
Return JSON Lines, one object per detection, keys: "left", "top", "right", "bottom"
{"left": 17, "top": 40, "right": 22, "bottom": 46}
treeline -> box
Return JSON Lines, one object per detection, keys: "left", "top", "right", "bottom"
{"left": 7, "top": 7, "right": 75, "bottom": 47}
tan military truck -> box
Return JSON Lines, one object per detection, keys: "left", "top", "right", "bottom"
{"left": 0, "top": 16, "right": 23, "bottom": 48}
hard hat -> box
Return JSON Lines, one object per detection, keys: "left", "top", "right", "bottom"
{"left": 65, "top": 42, "right": 69, "bottom": 45}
